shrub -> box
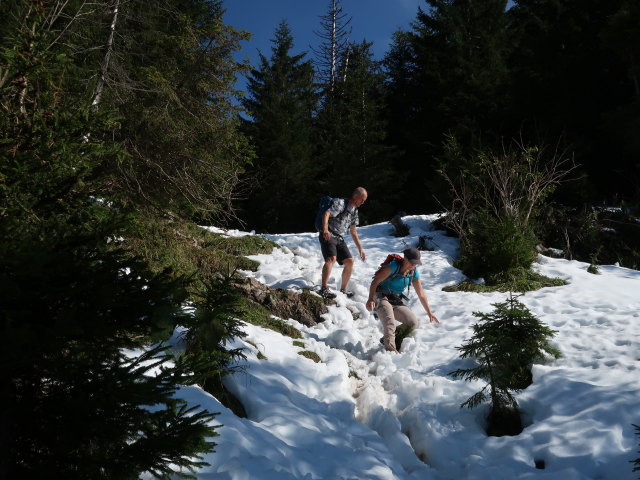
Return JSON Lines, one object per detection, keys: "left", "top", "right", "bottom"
{"left": 456, "top": 214, "right": 538, "bottom": 284}
{"left": 538, "top": 205, "right": 640, "bottom": 270}
{"left": 440, "top": 136, "right": 575, "bottom": 283}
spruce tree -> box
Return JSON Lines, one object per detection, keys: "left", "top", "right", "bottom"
{"left": 48, "top": 0, "right": 254, "bottom": 223}
{"left": 315, "top": 41, "right": 401, "bottom": 221}
{"left": 381, "top": 30, "right": 417, "bottom": 168}
{"left": 508, "top": 0, "right": 634, "bottom": 200}
{"left": 241, "top": 20, "right": 319, "bottom": 232}
{"left": 412, "top": 0, "right": 511, "bottom": 136}
{"left": 383, "top": 0, "right": 511, "bottom": 210}
{"left": 1, "top": 3, "right": 230, "bottom": 477}
{"left": 449, "top": 295, "right": 560, "bottom": 435}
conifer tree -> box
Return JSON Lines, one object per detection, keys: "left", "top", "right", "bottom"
{"left": 413, "top": 0, "right": 510, "bottom": 136}
{"left": 315, "top": 41, "right": 401, "bottom": 220}
{"left": 241, "top": 20, "right": 319, "bottom": 232}
{"left": 508, "top": 0, "right": 626, "bottom": 131}
{"left": 602, "top": 0, "right": 640, "bottom": 100}
{"left": 1, "top": 2, "right": 231, "bottom": 477}
{"left": 599, "top": 0, "right": 640, "bottom": 200}
{"left": 382, "top": 30, "right": 417, "bottom": 166}
{"left": 45, "top": 0, "right": 254, "bottom": 223}
{"left": 508, "top": 0, "right": 634, "bottom": 199}
{"left": 383, "top": 0, "right": 511, "bottom": 210}
{"left": 449, "top": 295, "right": 560, "bottom": 435}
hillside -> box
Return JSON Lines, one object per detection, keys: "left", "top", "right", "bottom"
{"left": 170, "top": 215, "right": 640, "bottom": 480}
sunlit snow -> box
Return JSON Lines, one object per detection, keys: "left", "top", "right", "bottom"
{"left": 172, "top": 215, "right": 640, "bottom": 480}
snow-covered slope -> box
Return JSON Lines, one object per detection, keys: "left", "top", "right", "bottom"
{"left": 175, "top": 215, "right": 640, "bottom": 480}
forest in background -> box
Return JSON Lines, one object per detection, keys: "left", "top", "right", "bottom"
{"left": 239, "top": 0, "right": 640, "bottom": 237}
{"left": 1, "top": 0, "right": 639, "bottom": 477}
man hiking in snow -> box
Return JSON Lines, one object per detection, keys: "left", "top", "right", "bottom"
{"left": 318, "top": 187, "right": 368, "bottom": 299}
{"left": 366, "top": 247, "right": 440, "bottom": 352}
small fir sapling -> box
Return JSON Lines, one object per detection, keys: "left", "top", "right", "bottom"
{"left": 449, "top": 294, "right": 561, "bottom": 435}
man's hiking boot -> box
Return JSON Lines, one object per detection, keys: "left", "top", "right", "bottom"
{"left": 319, "top": 286, "right": 337, "bottom": 299}
{"left": 340, "top": 288, "right": 354, "bottom": 298}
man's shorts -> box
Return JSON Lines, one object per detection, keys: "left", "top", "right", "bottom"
{"left": 319, "top": 233, "right": 352, "bottom": 265}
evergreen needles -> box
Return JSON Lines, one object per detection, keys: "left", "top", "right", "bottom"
{"left": 1, "top": 2, "right": 241, "bottom": 476}
{"left": 449, "top": 294, "right": 560, "bottom": 435}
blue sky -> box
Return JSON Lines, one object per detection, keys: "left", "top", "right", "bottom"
{"left": 222, "top": 0, "right": 425, "bottom": 67}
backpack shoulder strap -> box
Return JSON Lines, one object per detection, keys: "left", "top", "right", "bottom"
{"left": 390, "top": 259, "right": 417, "bottom": 295}
{"left": 386, "top": 258, "right": 403, "bottom": 280}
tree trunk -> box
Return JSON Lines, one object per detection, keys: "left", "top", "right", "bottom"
{"left": 91, "top": 0, "right": 120, "bottom": 110}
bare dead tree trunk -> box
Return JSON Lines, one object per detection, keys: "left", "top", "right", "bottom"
{"left": 360, "top": 86, "right": 366, "bottom": 164}
{"left": 312, "top": 0, "right": 351, "bottom": 95}
{"left": 329, "top": 0, "right": 337, "bottom": 92}
{"left": 91, "top": 0, "right": 120, "bottom": 110}
{"left": 341, "top": 44, "right": 350, "bottom": 82}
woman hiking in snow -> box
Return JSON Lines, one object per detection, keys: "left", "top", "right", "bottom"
{"left": 366, "top": 248, "right": 440, "bottom": 352}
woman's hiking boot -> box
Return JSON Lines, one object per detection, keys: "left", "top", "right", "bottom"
{"left": 380, "top": 325, "right": 414, "bottom": 352}
{"left": 379, "top": 336, "right": 398, "bottom": 352}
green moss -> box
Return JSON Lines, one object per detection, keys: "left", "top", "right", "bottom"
{"left": 298, "top": 289, "right": 328, "bottom": 318}
{"left": 394, "top": 325, "right": 414, "bottom": 350}
{"left": 237, "top": 298, "right": 303, "bottom": 339}
{"left": 348, "top": 370, "right": 360, "bottom": 380}
{"left": 292, "top": 341, "right": 305, "bottom": 348}
{"left": 204, "top": 234, "right": 278, "bottom": 256}
{"left": 122, "top": 213, "right": 277, "bottom": 298}
{"left": 298, "top": 351, "right": 321, "bottom": 363}
{"left": 443, "top": 270, "right": 565, "bottom": 293}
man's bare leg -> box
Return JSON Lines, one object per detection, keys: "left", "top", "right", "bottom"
{"left": 340, "top": 257, "right": 354, "bottom": 291}
{"left": 322, "top": 256, "right": 336, "bottom": 287}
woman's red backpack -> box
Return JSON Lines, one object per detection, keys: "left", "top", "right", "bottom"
{"left": 379, "top": 253, "right": 404, "bottom": 269}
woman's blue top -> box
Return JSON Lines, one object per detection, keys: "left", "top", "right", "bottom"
{"left": 378, "top": 260, "right": 420, "bottom": 294}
